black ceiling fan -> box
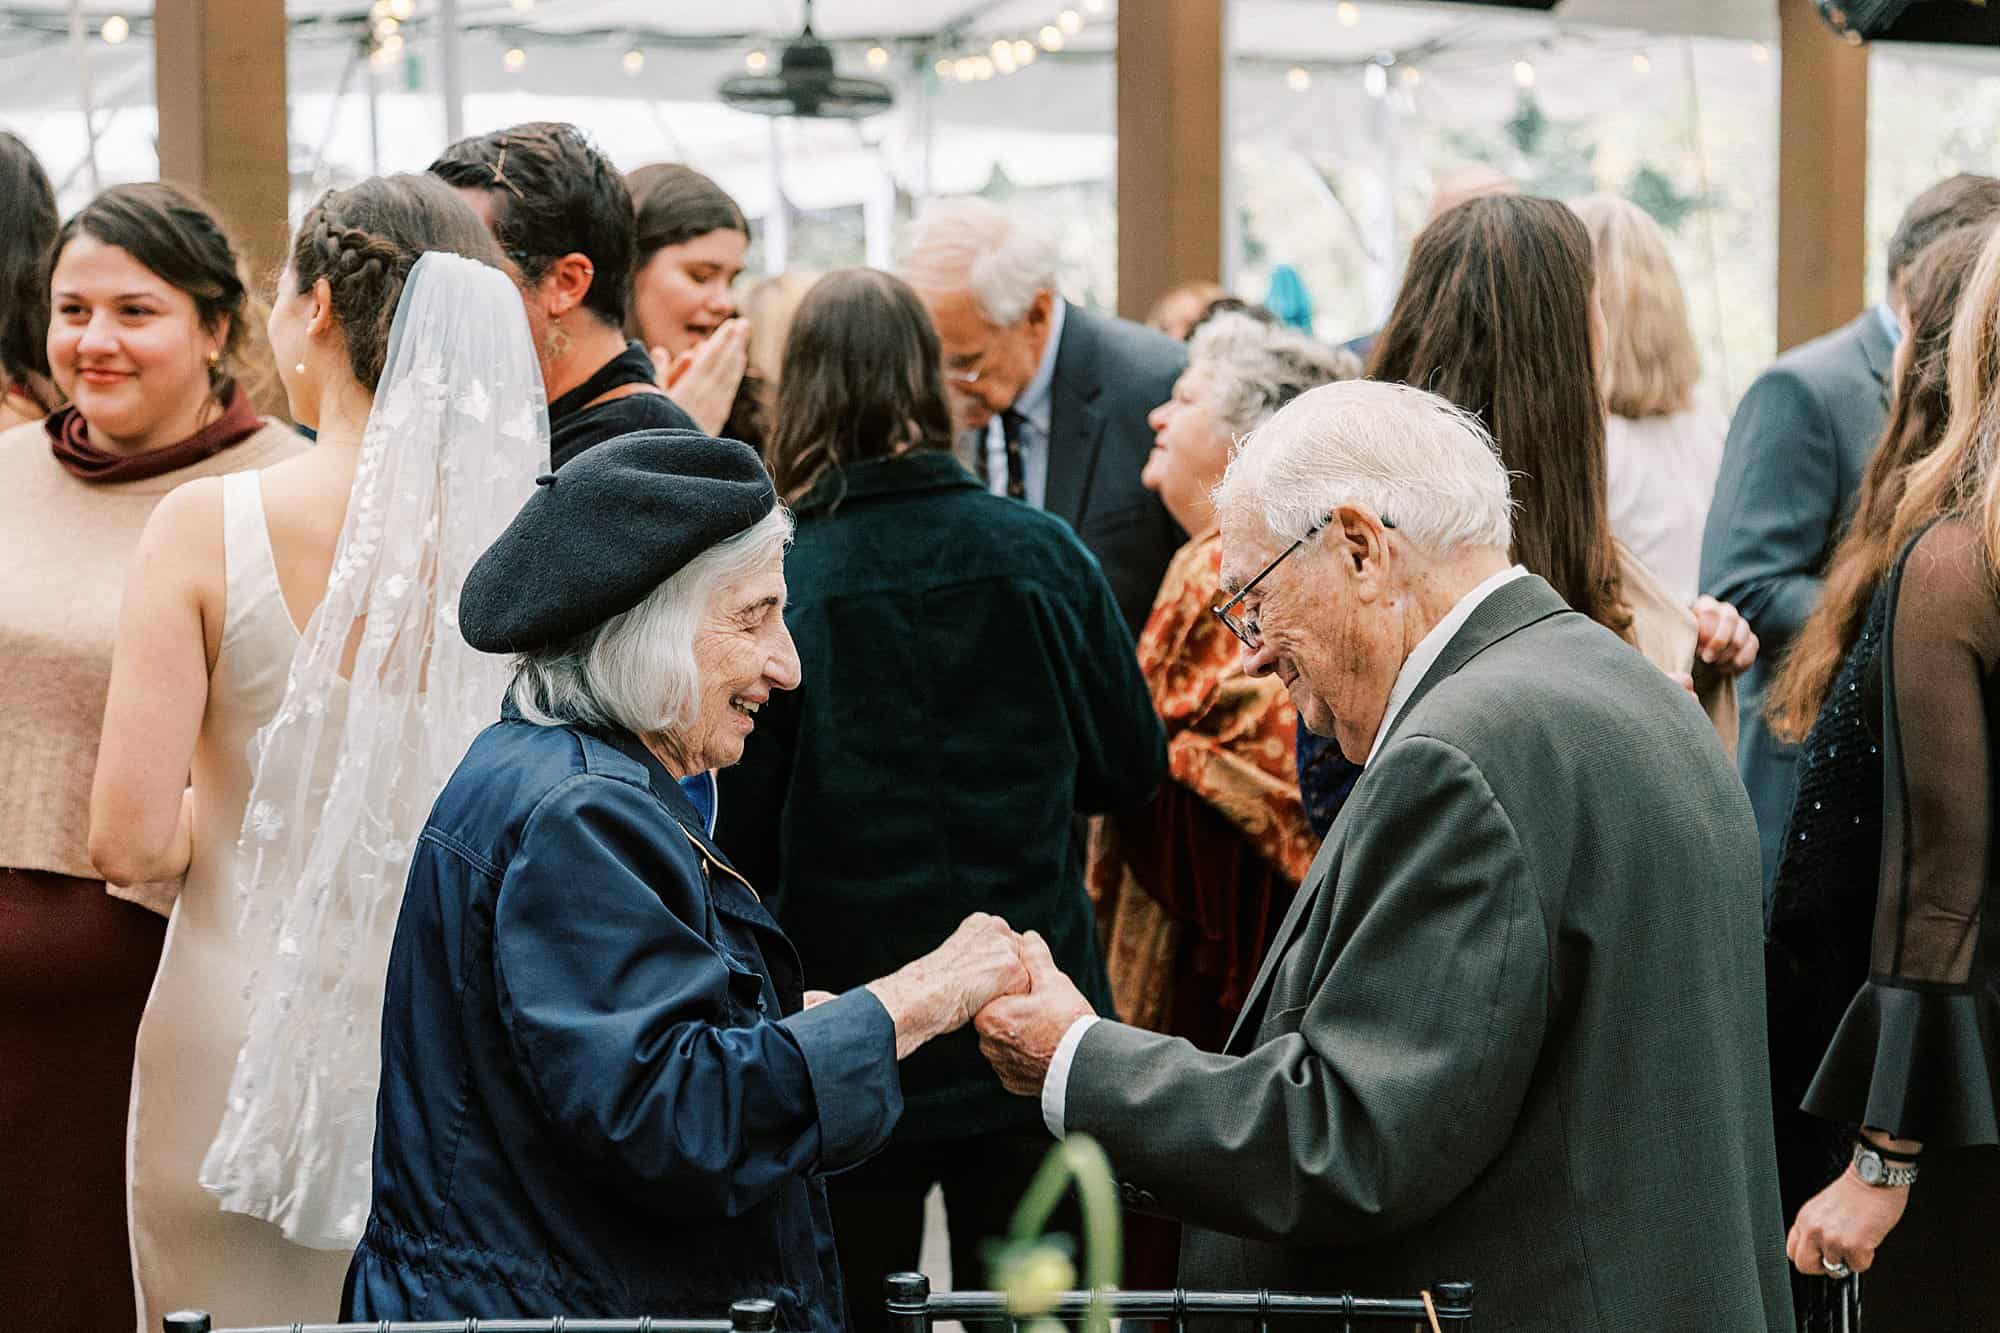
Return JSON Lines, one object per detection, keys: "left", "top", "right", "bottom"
{"left": 718, "top": 0, "right": 895, "bottom": 120}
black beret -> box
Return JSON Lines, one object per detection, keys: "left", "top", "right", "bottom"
{"left": 460, "top": 429, "right": 776, "bottom": 655}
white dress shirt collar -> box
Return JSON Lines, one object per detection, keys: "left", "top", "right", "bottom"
{"left": 1364, "top": 565, "right": 1529, "bottom": 766}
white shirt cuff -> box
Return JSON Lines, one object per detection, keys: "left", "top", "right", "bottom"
{"left": 1040, "top": 1015, "right": 1101, "bottom": 1140}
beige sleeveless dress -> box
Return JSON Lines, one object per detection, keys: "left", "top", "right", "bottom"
{"left": 126, "top": 471, "right": 354, "bottom": 1330}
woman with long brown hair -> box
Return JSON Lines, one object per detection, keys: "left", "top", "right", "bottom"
{"left": 1761, "top": 219, "right": 1987, "bottom": 1333}
{"left": 1780, "top": 218, "right": 2000, "bottom": 1333}
{"left": 716, "top": 268, "right": 1163, "bottom": 1333}
{"left": 1367, "top": 194, "right": 1756, "bottom": 710}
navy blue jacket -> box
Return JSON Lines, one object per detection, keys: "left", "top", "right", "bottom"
{"left": 343, "top": 711, "right": 902, "bottom": 1329}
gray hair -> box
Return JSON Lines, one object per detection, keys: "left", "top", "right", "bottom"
{"left": 507, "top": 507, "right": 795, "bottom": 737}
{"left": 1216, "top": 379, "right": 1514, "bottom": 556}
{"left": 1187, "top": 312, "right": 1361, "bottom": 439}
{"left": 901, "top": 197, "right": 1058, "bottom": 326}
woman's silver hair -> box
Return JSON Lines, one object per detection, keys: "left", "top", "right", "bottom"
{"left": 1216, "top": 379, "right": 1514, "bottom": 556}
{"left": 1187, "top": 312, "right": 1361, "bottom": 439}
{"left": 506, "top": 507, "right": 795, "bottom": 737}
{"left": 901, "top": 197, "right": 1059, "bottom": 326}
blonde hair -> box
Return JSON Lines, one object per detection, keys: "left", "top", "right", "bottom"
{"left": 1574, "top": 194, "right": 1700, "bottom": 419}
{"left": 1888, "top": 221, "right": 2000, "bottom": 591}
{"left": 739, "top": 271, "right": 817, "bottom": 384}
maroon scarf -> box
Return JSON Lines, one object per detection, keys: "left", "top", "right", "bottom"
{"left": 46, "top": 385, "right": 263, "bottom": 484}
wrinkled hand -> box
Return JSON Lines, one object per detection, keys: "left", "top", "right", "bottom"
{"left": 866, "top": 913, "right": 1029, "bottom": 1058}
{"left": 1787, "top": 1167, "right": 1909, "bottom": 1277}
{"left": 652, "top": 318, "right": 750, "bottom": 436}
{"left": 975, "top": 930, "right": 1096, "bottom": 1096}
{"left": 1691, "top": 595, "right": 1759, "bottom": 677}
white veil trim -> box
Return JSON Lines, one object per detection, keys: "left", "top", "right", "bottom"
{"left": 198, "top": 251, "right": 547, "bottom": 1248}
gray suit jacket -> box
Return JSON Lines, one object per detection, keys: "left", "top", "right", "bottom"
{"left": 1046, "top": 307, "right": 1187, "bottom": 635}
{"left": 1699, "top": 310, "right": 1894, "bottom": 900}
{"left": 1064, "top": 577, "right": 1793, "bottom": 1332}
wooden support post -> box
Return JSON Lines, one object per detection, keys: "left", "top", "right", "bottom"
{"left": 1116, "top": 0, "right": 1225, "bottom": 322}
{"left": 1776, "top": 0, "right": 1869, "bottom": 352}
{"left": 153, "top": 0, "right": 291, "bottom": 278}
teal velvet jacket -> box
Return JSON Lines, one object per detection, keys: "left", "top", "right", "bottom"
{"left": 716, "top": 451, "right": 1167, "bottom": 1142}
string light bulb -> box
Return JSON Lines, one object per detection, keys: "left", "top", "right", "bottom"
{"left": 1286, "top": 66, "right": 1311, "bottom": 92}
{"left": 509, "top": 0, "right": 532, "bottom": 11}
{"left": 503, "top": 45, "right": 526, "bottom": 72}
{"left": 1337, "top": 2, "right": 1360, "bottom": 26}
{"left": 994, "top": 43, "right": 1017, "bottom": 74}
{"left": 374, "top": 15, "right": 400, "bottom": 40}
{"left": 1057, "top": 9, "right": 1083, "bottom": 35}
{"left": 1513, "top": 59, "right": 1535, "bottom": 88}
{"left": 387, "top": 0, "right": 414, "bottom": 19}
{"left": 1399, "top": 64, "right": 1421, "bottom": 86}
{"left": 867, "top": 45, "right": 889, "bottom": 69}
{"left": 1039, "top": 25, "right": 1066, "bottom": 51}
{"left": 101, "top": 13, "right": 129, "bottom": 43}
{"left": 972, "top": 55, "right": 996, "bottom": 80}
{"left": 745, "top": 49, "right": 769, "bottom": 72}
{"left": 1014, "top": 40, "right": 1036, "bottom": 64}
{"left": 623, "top": 48, "right": 645, "bottom": 75}
{"left": 1631, "top": 52, "right": 1650, "bottom": 74}
{"left": 1750, "top": 42, "right": 1771, "bottom": 63}
{"left": 954, "top": 56, "right": 977, "bottom": 81}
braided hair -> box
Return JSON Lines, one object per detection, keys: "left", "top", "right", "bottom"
{"left": 55, "top": 181, "right": 264, "bottom": 404}
{"left": 291, "top": 174, "right": 505, "bottom": 391}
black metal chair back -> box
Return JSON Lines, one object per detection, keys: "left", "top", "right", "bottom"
{"left": 162, "top": 1299, "right": 779, "bottom": 1333}
{"left": 883, "top": 1272, "right": 1474, "bottom": 1332}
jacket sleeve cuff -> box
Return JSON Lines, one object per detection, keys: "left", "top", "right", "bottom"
{"left": 1803, "top": 979, "right": 2000, "bottom": 1148}
{"left": 781, "top": 988, "right": 903, "bottom": 1170}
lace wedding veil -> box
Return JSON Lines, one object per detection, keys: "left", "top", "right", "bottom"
{"left": 199, "top": 250, "right": 548, "bottom": 1247}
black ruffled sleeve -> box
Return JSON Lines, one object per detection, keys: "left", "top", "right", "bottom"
{"left": 1802, "top": 521, "right": 2000, "bottom": 1146}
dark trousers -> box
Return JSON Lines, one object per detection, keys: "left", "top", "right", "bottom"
{"left": 831, "top": 1129, "right": 1078, "bottom": 1333}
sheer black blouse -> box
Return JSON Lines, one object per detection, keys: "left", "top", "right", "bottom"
{"left": 1804, "top": 519, "right": 2000, "bottom": 1146}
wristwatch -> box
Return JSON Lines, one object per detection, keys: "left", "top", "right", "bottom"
{"left": 1852, "top": 1141, "right": 1920, "bottom": 1188}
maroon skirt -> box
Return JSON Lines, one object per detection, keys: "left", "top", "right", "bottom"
{"left": 0, "top": 868, "right": 166, "bottom": 1332}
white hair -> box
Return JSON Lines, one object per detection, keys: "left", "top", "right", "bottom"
{"left": 1187, "top": 312, "right": 1361, "bottom": 439}
{"left": 1215, "top": 380, "right": 1514, "bottom": 556}
{"left": 901, "top": 197, "right": 1059, "bottom": 326}
{"left": 507, "top": 507, "right": 795, "bottom": 738}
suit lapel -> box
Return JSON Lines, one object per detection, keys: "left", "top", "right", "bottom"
{"left": 1220, "top": 576, "right": 1574, "bottom": 1052}
{"left": 1044, "top": 313, "right": 1106, "bottom": 528}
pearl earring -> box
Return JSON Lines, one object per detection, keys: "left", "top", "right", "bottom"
{"left": 294, "top": 361, "right": 306, "bottom": 375}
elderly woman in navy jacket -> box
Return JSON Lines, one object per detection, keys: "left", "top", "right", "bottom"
{"left": 342, "top": 431, "right": 1029, "bottom": 1329}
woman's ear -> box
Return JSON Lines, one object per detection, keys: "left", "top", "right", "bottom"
{"left": 308, "top": 278, "right": 336, "bottom": 337}
{"left": 543, "top": 253, "right": 597, "bottom": 320}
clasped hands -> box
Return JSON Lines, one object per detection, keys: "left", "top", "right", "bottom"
{"left": 856, "top": 913, "right": 1095, "bottom": 1088}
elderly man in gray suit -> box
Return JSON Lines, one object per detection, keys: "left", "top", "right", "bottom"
{"left": 977, "top": 380, "right": 1793, "bottom": 1332}
{"left": 1701, "top": 173, "right": 2000, "bottom": 902}
{"left": 904, "top": 200, "right": 1185, "bottom": 636}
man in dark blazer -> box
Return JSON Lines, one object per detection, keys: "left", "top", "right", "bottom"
{"left": 905, "top": 199, "right": 1185, "bottom": 634}
{"left": 1700, "top": 173, "right": 2000, "bottom": 902}
{"left": 977, "top": 380, "right": 1794, "bottom": 1332}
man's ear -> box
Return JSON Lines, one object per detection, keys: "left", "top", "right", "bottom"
{"left": 543, "top": 252, "right": 597, "bottom": 320}
{"left": 1022, "top": 288, "right": 1055, "bottom": 334}
{"left": 1332, "top": 502, "right": 1394, "bottom": 598}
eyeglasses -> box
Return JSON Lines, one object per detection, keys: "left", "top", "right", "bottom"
{"left": 1210, "top": 513, "right": 1394, "bottom": 651}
